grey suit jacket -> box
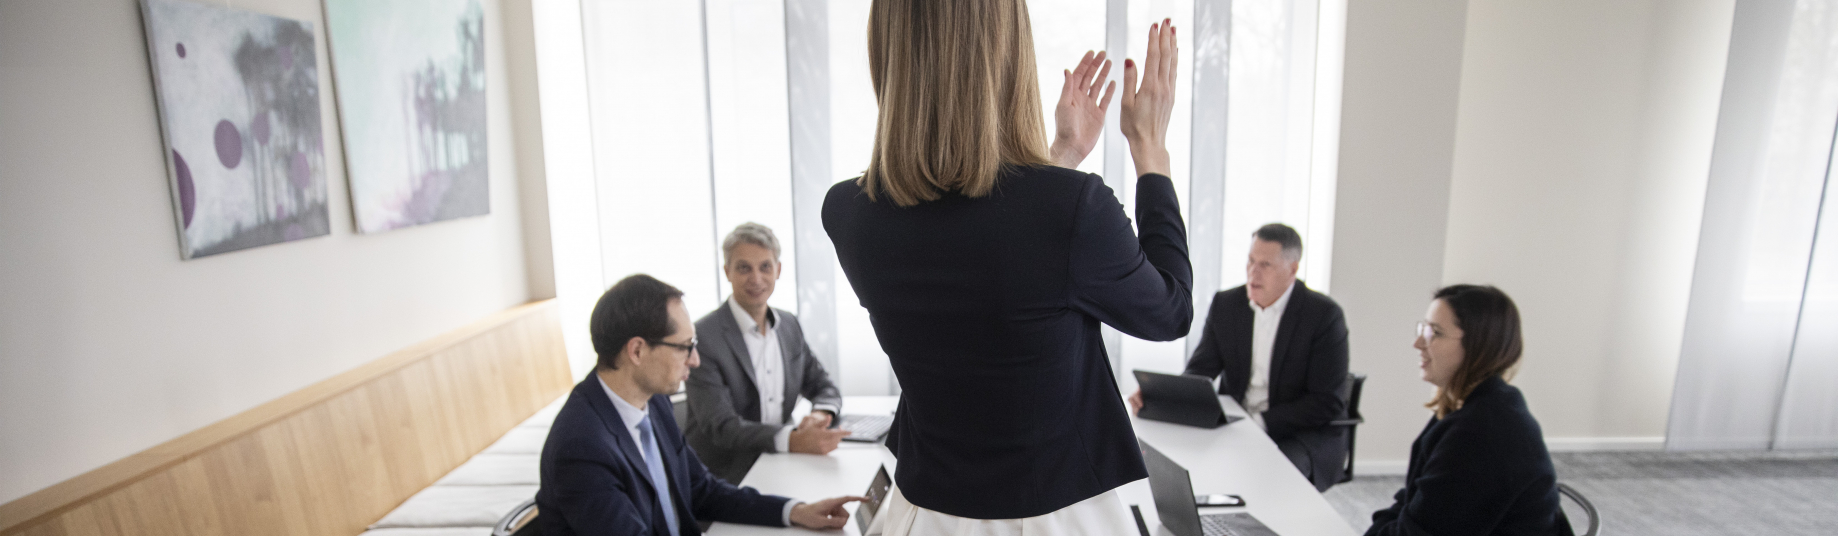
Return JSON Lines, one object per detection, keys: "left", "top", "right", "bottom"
{"left": 684, "top": 302, "right": 843, "bottom": 484}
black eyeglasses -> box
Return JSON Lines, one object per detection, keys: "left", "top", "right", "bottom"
{"left": 648, "top": 338, "right": 697, "bottom": 356}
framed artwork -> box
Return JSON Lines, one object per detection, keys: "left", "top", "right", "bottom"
{"left": 325, "top": 0, "right": 489, "bottom": 233}
{"left": 141, "top": 0, "right": 331, "bottom": 258}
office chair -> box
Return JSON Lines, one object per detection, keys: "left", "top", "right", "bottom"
{"left": 1328, "top": 373, "right": 1367, "bottom": 484}
{"left": 493, "top": 498, "right": 541, "bottom": 536}
{"left": 1556, "top": 482, "right": 1600, "bottom": 536}
{"left": 671, "top": 390, "right": 689, "bottom": 428}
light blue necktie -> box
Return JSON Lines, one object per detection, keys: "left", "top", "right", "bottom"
{"left": 636, "top": 414, "right": 681, "bottom": 536}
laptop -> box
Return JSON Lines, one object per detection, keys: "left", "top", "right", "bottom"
{"left": 1142, "top": 440, "right": 1279, "bottom": 536}
{"left": 1134, "top": 370, "right": 1243, "bottom": 428}
{"left": 834, "top": 414, "right": 893, "bottom": 442}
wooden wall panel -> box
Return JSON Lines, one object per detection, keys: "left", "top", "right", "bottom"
{"left": 0, "top": 300, "right": 572, "bottom": 536}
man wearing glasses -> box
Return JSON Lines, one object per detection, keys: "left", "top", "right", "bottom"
{"left": 1129, "top": 223, "right": 1352, "bottom": 492}
{"left": 685, "top": 223, "right": 849, "bottom": 484}
{"left": 536, "top": 274, "right": 863, "bottom": 535}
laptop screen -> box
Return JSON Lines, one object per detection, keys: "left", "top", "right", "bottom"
{"left": 1141, "top": 440, "right": 1202, "bottom": 536}
{"left": 855, "top": 465, "right": 893, "bottom": 534}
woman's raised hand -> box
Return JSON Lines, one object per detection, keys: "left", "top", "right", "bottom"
{"left": 1050, "top": 50, "right": 1116, "bottom": 169}
{"left": 1121, "top": 19, "right": 1176, "bottom": 178}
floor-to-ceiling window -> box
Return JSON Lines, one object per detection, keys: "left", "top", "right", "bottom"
{"left": 577, "top": 0, "right": 1346, "bottom": 396}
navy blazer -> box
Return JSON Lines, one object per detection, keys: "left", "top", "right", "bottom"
{"left": 1183, "top": 281, "right": 1350, "bottom": 489}
{"left": 537, "top": 374, "right": 791, "bottom": 536}
{"left": 824, "top": 167, "right": 1192, "bottom": 519}
{"left": 1367, "top": 377, "right": 1572, "bottom": 536}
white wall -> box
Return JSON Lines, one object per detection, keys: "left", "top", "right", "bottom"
{"left": 1330, "top": 0, "right": 1470, "bottom": 470}
{"left": 0, "top": 0, "right": 542, "bottom": 504}
{"left": 1443, "top": 0, "right": 1731, "bottom": 448}
{"left": 1335, "top": 0, "right": 1733, "bottom": 468}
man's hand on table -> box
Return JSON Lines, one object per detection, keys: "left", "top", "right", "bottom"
{"left": 790, "top": 495, "right": 869, "bottom": 530}
{"left": 789, "top": 412, "right": 851, "bottom": 454}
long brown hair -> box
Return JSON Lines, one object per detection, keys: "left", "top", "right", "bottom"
{"left": 1427, "top": 284, "right": 1524, "bottom": 418}
{"left": 862, "top": 0, "right": 1053, "bottom": 207}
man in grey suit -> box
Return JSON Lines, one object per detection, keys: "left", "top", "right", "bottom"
{"left": 686, "top": 222, "right": 850, "bottom": 484}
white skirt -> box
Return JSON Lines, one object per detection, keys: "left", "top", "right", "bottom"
{"left": 870, "top": 482, "right": 1137, "bottom": 536}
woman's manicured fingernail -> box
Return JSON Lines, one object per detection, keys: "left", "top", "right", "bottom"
{"left": 1125, "top": 59, "right": 1134, "bottom": 68}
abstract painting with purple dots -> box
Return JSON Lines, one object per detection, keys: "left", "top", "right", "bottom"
{"left": 325, "top": 0, "right": 489, "bottom": 233}
{"left": 140, "top": 0, "right": 331, "bottom": 259}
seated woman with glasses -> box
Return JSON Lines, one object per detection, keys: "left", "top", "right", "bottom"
{"left": 1366, "top": 284, "right": 1573, "bottom": 536}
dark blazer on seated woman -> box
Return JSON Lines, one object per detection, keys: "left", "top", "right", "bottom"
{"left": 824, "top": 166, "right": 1193, "bottom": 519}
{"left": 1366, "top": 376, "right": 1572, "bottom": 536}
{"left": 538, "top": 374, "right": 790, "bottom": 536}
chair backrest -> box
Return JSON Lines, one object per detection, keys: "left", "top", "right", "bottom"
{"left": 494, "top": 498, "right": 541, "bottom": 536}
{"left": 1556, "top": 482, "right": 1600, "bottom": 536}
{"left": 1337, "top": 373, "right": 1368, "bottom": 484}
{"left": 1345, "top": 373, "right": 1366, "bottom": 422}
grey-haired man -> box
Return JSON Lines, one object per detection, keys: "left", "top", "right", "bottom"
{"left": 685, "top": 222, "right": 849, "bottom": 484}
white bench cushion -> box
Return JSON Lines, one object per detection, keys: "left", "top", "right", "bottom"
{"left": 519, "top": 395, "right": 568, "bottom": 428}
{"left": 370, "top": 485, "right": 538, "bottom": 528}
{"left": 434, "top": 454, "right": 540, "bottom": 486}
{"left": 481, "top": 427, "right": 549, "bottom": 455}
{"left": 360, "top": 529, "right": 491, "bottom": 536}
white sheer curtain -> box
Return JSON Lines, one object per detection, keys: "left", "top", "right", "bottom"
{"left": 581, "top": 0, "right": 722, "bottom": 315}
{"left": 825, "top": 0, "right": 890, "bottom": 394}
{"left": 1669, "top": 0, "right": 1838, "bottom": 450}
{"left": 1774, "top": 126, "right": 1838, "bottom": 449}
{"left": 1767, "top": 1, "right": 1838, "bottom": 450}
{"left": 707, "top": 0, "right": 800, "bottom": 314}
{"left": 1219, "top": 0, "right": 1340, "bottom": 292}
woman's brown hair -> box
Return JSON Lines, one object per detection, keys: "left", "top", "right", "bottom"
{"left": 1427, "top": 284, "right": 1525, "bottom": 418}
{"left": 862, "top": 0, "right": 1053, "bottom": 207}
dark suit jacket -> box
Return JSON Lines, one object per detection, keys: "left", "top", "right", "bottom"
{"left": 685, "top": 302, "right": 844, "bottom": 483}
{"left": 824, "top": 167, "right": 1192, "bottom": 519}
{"left": 1367, "top": 377, "right": 1572, "bottom": 536}
{"left": 538, "top": 374, "right": 791, "bottom": 536}
{"left": 1182, "top": 281, "right": 1350, "bottom": 489}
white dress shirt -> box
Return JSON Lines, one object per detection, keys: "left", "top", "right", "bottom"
{"left": 598, "top": 374, "right": 652, "bottom": 460}
{"left": 729, "top": 300, "right": 840, "bottom": 453}
{"left": 730, "top": 300, "right": 788, "bottom": 426}
{"left": 1245, "top": 281, "right": 1295, "bottom": 428}
{"left": 598, "top": 374, "right": 797, "bottom": 527}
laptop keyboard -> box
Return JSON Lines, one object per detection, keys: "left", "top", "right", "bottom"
{"left": 1200, "top": 514, "right": 1245, "bottom": 536}
{"left": 837, "top": 414, "right": 893, "bottom": 442}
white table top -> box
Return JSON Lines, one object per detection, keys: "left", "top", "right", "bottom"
{"left": 708, "top": 397, "right": 899, "bottom": 536}
{"left": 709, "top": 395, "right": 1353, "bottom": 536}
{"left": 1124, "top": 396, "right": 1356, "bottom": 536}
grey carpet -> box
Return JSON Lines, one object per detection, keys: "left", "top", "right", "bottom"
{"left": 1323, "top": 449, "right": 1838, "bottom": 536}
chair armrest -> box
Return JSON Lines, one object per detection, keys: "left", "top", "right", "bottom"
{"left": 493, "top": 499, "right": 539, "bottom": 536}
{"left": 1326, "top": 418, "right": 1364, "bottom": 427}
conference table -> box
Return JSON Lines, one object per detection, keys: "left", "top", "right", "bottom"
{"left": 709, "top": 395, "right": 1356, "bottom": 536}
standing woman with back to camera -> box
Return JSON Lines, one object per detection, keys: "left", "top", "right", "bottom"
{"left": 823, "top": 0, "right": 1187, "bottom": 533}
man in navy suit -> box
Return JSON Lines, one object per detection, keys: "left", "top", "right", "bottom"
{"left": 537, "top": 274, "right": 864, "bottom": 536}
